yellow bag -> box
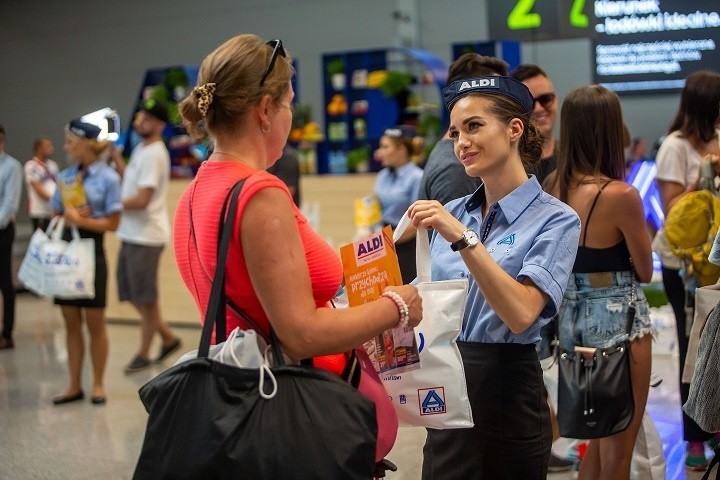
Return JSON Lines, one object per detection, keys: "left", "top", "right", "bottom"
{"left": 665, "top": 189, "right": 720, "bottom": 286}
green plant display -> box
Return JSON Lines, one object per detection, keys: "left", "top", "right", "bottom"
{"left": 326, "top": 58, "right": 345, "bottom": 78}
{"left": 347, "top": 145, "right": 371, "bottom": 173}
{"left": 144, "top": 68, "right": 191, "bottom": 126}
{"left": 292, "top": 104, "right": 313, "bottom": 130}
{"left": 379, "top": 71, "right": 414, "bottom": 97}
{"left": 418, "top": 114, "right": 442, "bottom": 139}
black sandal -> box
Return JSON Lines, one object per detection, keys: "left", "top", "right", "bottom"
{"left": 52, "top": 390, "right": 84, "bottom": 405}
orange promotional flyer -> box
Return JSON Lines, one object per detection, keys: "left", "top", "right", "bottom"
{"left": 340, "top": 225, "right": 420, "bottom": 375}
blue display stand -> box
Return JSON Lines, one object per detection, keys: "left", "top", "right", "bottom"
{"left": 452, "top": 40, "right": 521, "bottom": 73}
{"left": 123, "top": 65, "right": 200, "bottom": 178}
{"left": 320, "top": 48, "right": 448, "bottom": 174}
{"left": 125, "top": 63, "right": 299, "bottom": 178}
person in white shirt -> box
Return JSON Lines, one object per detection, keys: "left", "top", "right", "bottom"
{"left": 24, "top": 136, "right": 59, "bottom": 231}
{"left": 113, "top": 100, "right": 181, "bottom": 373}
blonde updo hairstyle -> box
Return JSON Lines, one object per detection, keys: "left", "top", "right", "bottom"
{"left": 65, "top": 126, "right": 110, "bottom": 158}
{"left": 180, "top": 34, "right": 294, "bottom": 139}
{"left": 385, "top": 133, "right": 425, "bottom": 159}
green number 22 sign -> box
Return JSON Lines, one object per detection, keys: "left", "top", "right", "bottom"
{"left": 508, "top": 0, "right": 589, "bottom": 29}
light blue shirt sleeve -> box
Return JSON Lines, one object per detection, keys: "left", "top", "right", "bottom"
{"left": 375, "top": 162, "right": 424, "bottom": 226}
{"left": 0, "top": 154, "right": 22, "bottom": 228}
{"left": 430, "top": 179, "right": 580, "bottom": 344}
{"left": 517, "top": 200, "right": 581, "bottom": 319}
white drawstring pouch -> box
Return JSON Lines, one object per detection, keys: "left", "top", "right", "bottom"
{"left": 380, "top": 215, "right": 473, "bottom": 429}
{"left": 175, "top": 327, "right": 277, "bottom": 399}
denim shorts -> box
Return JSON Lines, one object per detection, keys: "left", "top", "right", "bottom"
{"left": 558, "top": 271, "right": 653, "bottom": 351}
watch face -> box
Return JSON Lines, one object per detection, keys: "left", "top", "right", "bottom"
{"left": 451, "top": 229, "right": 479, "bottom": 251}
{"left": 464, "top": 230, "right": 479, "bottom": 246}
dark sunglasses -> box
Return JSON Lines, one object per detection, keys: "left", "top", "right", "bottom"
{"left": 259, "top": 39, "right": 286, "bottom": 86}
{"left": 532, "top": 92, "right": 556, "bottom": 109}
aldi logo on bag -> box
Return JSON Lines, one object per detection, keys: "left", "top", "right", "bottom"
{"left": 419, "top": 387, "right": 446, "bottom": 415}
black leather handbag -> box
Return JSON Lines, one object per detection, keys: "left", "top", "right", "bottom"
{"left": 557, "top": 280, "right": 636, "bottom": 440}
{"left": 132, "top": 179, "right": 377, "bottom": 480}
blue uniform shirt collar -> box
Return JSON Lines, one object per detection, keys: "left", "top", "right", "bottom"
{"left": 72, "top": 159, "right": 103, "bottom": 178}
{"left": 465, "top": 175, "right": 542, "bottom": 224}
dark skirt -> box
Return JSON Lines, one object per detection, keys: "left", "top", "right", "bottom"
{"left": 54, "top": 229, "right": 107, "bottom": 309}
{"left": 422, "top": 342, "right": 552, "bottom": 480}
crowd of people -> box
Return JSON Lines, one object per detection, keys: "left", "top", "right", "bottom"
{"left": 0, "top": 101, "right": 184, "bottom": 405}
{"left": 0, "top": 31, "right": 718, "bottom": 479}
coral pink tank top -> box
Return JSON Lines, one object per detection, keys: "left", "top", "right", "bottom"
{"left": 174, "top": 160, "right": 342, "bottom": 341}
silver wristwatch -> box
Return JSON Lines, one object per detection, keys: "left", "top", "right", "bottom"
{"left": 450, "top": 229, "right": 480, "bottom": 251}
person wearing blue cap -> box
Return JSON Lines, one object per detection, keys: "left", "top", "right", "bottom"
{"left": 406, "top": 76, "right": 581, "bottom": 479}
{"left": 49, "top": 118, "right": 122, "bottom": 406}
{"left": 374, "top": 125, "right": 424, "bottom": 283}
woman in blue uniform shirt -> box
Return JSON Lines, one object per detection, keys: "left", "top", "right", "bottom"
{"left": 374, "top": 125, "right": 424, "bottom": 283}
{"left": 49, "top": 119, "right": 122, "bottom": 406}
{"left": 407, "top": 76, "right": 580, "bottom": 479}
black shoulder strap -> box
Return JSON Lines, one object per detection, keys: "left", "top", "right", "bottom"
{"left": 198, "top": 179, "right": 246, "bottom": 357}
{"left": 582, "top": 180, "right": 613, "bottom": 246}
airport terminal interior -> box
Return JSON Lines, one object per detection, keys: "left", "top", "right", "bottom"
{"left": 2, "top": 1, "right": 719, "bottom": 479}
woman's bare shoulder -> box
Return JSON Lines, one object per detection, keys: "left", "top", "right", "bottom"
{"left": 603, "top": 180, "right": 642, "bottom": 201}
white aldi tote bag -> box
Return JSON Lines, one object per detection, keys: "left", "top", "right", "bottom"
{"left": 42, "top": 218, "right": 95, "bottom": 299}
{"left": 18, "top": 217, "right": 61, "bottom": 296}
{"left": 382, "top": 217, "right": 473, "bottom": 429}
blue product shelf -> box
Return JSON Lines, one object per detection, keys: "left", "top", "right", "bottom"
{"left": 319, "top": 48, "right": 447, "bottom": 175}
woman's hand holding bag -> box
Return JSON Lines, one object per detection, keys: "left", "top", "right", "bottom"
{"left": 379, "top": 214, "right": 473, "bottom": 429}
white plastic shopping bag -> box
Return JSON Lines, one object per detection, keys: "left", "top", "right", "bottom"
{"left": 380, "top": 215, "right": 473, "bottom": 429}
{"left": 42, "top": 218, "right": 95, "bottom": 299}
{"left": 630, "top": 413, "right": 666, "bottom": 480}
{"left": 18, "top": 217, "right": 60, "bottom": 296}
{"left": 682, "top": 283, "right": 720, "bottom": 383}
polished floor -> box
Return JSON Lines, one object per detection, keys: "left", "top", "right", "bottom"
{"left": 0, "top": 295, "right": 714, "bottom": 479}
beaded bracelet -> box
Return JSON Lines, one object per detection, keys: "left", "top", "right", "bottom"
{"left": 382, "top": 291, "right": 410, "bottom": 328}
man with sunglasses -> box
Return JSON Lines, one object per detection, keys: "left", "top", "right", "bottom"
{"left": 511, "top": 64, "right": 559, "bottom": 187}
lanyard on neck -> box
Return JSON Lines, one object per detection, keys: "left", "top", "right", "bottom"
{"left": 481, "top": 210, "right": 496, "bottom": 244}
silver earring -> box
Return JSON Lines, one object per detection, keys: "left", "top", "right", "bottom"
{"left": 261, "top": 123, "right": 271, "bottom": 133}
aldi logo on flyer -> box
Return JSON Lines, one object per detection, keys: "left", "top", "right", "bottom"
{"left": 354, "top": 231, "right": 386, "bottom": 266}
{"left": 419, "top": 387, "right": 446, "bottom": 415}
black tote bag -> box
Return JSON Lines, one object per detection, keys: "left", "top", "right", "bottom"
{"left": 557, "top": 298, "right": 636, "bottom": 440}
{"left": 132, "top": 179, "right": 377, "bottom": 480}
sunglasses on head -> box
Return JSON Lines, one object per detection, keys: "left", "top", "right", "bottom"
{"left": 259, "top": 39, "right": 286, "bottom": 87}
{"left": 533, "top": 92, "right": 556, "bottom": 109}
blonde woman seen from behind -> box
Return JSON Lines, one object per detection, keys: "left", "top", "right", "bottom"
{"left": 173, "top": 34, "right": 422, "bottom": 461}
